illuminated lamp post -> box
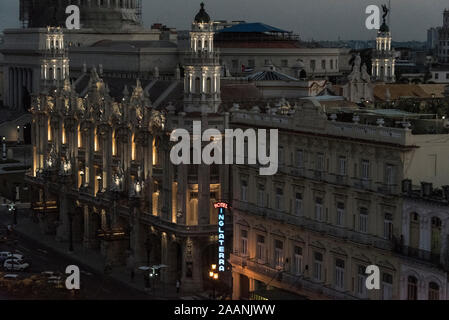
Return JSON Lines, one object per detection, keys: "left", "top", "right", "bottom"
{"left": 209, "top": 264, "right": 219, "bottom": 300}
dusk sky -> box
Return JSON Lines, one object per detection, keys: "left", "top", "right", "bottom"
{"left": 0, "top": 0, "right": 448, "bottom": 41}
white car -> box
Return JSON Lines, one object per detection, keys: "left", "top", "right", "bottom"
{"left": 3, "top": 259, "right": 29, "bottom": 271}
{"left": 0, "top": 252, "right": 23, "bottom": 262}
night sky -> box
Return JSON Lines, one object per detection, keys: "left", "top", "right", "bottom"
{"left": 0, "top": 0, "right": 447, "bottom": 41}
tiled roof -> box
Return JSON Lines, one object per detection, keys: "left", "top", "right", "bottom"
{"left": 246, "top": 70, "right": 298, "bottom": 81}
{"left": 218, "top": 23, "right": 290, "bottom": 34}
{"left": 374, "top": 84, "right": 446, "bottom": 101}
{"left": 215, "top": 41, "right": 302, "bottom": 48}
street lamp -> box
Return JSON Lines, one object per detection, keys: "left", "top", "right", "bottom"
{"left": 16, "top": 126, "right": 20, "bottom": 145}
{"left": 2, "top": 136, "right": 6, "bottom": 161}
{"left": 58, "top": 153, "right": 73, "bottom": 252}
{"left": 209, "top": 264, "right": 219, "bottom": 300}
{"left": 8, "top": 202, "right": 17, "bottom": 225}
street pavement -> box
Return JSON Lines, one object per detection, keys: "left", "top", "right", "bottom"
{"left": 0, "top": 202, "right": 207, "bottom": 300}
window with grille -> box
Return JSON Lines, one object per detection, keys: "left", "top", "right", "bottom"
{"left": 293, "top": 246, "right": 303, "bottom": 275}
{"left": 361, "top": 160, "right": 370, "bottom": 179}
{"left": 315, "top": 197, "right": 323, "bottom": 221}
{"left": 257, "top": 184, "right": 264, "bottom": 207}
{"left": 274, "top": 240, "right": 284, "bottom": 269}
{"left": 335, "top": 259, "right": 345, "bottom": 289}
{"left": 240, "top": 229, "right": 248, "bottom": 256}
{"left": 295, "top": 193, "right": 303, "bottom": 216}
{"left": 357, "top": 265, "right": 367, "bottom": 297}
{"left": 385, "top": 164, "right": 395, "bottom": 185}
{"left": 256, "top": 235, "right": 265, "bottom": 262}
{"left": 313, "top": 252, "right": 323, "bottom": 281}
{"left": 359, "top": 207, "right": 368, "bottom": 233}
{"left": 339, "top": 156, "right": 347, "bottom": 176}
{"left": 317, "top": 153, "right": 324, "bottom": 171}
{"left": 275, "top": 188, "right": 283, "bottom": 211}
{"left": 384, "top": 213, "right": 393, "bottom": 240}
{"left": 382, "top": 273, "right": 393, "bottom": 300}
{"left": 241, "top": 180, "right": 248, "bottom": 202}
{"left": 336, "top": 202, "right": 345, "bottom": 226}
{"left": 296, "top": 149, "right": 304, "bottom": 168}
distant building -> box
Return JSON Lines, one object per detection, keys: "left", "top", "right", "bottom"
{"left": 427, "top": 27, "right": 439, "bottom": 51}
{"left": 437, "top": 10, "right": 449, "bottom": 63}
{"left": 371, "top": 11, "right": 395, "bottom": 83}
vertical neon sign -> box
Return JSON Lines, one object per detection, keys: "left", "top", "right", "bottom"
{"left": 215, "top": 202, "right": 228, "bottom": 272}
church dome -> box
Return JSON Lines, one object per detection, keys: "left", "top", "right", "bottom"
{"left": 194, "top": 3, "right": 211, "bottom": 23}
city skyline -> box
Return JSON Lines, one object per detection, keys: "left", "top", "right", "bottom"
{"left": 0, "top": 0, "right": 448, "bottom": 41}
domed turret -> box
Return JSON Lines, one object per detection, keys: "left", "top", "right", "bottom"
{"left": 194, "top": 3, "right": 211, "bottom": 23}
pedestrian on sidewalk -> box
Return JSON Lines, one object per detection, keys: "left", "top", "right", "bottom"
{"left": 176, "top": 279, "right": 181, "bottom": 294}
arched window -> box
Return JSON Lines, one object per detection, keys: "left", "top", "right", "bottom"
{"left": 49, "top": 68, "right": 54, "bottom": 80}
{"left": 198, "top": 40, "right": 202, "bottom": 51}
{"left": 206, "top": 77, "right": 212, "bottom": 93}
{"left": 429, "top": 282, "right": 440, "bottom": 300}
{"left": 195, "top": 77, "right": 201, "bottom": 93}
{"left": 407, "top": 276, "right": 418, "bottom": 300}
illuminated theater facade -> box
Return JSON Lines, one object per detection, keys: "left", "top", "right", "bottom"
{"left": 26, "top": 4, "right": 232, "bottom": 293}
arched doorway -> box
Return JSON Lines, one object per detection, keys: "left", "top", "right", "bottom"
{"left": 407, "top": 276, "right": 418, "bottom": 300}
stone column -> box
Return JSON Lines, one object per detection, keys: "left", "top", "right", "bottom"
{"left": 83, "top": 205, "right": 99, "bottom": 249}
{"left": 232, "top": 271, "right": 241, "bottom": 300}
{"left": 18, "top": 68, "right": 23, "bottom": 110}
{"left": 12, "top": 68, "right": 17, "bottom": 109}
{"left": 177, "top": 163, "right": 187, "bottom": 225}
{"left": 88, "top": 125, "right": 95, "bottom": 194}
{"left": 198, "top": 116, "right": 210, "bottom": 225}
{"left": 56, "top": 183, "right": 70, "bottom": 241}
{"left": 161, "top": 135, "right": 172, "bottom": 221}
{"left": 8, "top": 67, "right": 13, "bottom": 107}
{"left": 161, "top": 233, "right": 169, "bottom": 283}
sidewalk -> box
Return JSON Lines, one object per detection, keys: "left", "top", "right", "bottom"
{"left": 0, "top": 203, "right": 193, "bottom": 300}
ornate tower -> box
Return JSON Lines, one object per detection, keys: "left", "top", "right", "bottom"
{"left": 183, "top": 3, "right": 221, "bottom": 113}
{"left": 40, "top": 27, "right": 70, "bottom": 89}
{"left": 371, "top": 5, "right": 395, "bottom": 83}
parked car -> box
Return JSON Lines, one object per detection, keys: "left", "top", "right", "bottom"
{"left": 0, "top": 252, "right": 23, "bottom": 262}
{"left": 3, "top": 259, "right": 30, "bottom": 271}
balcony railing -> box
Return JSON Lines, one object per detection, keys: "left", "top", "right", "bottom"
{"left": 230, "top": 254, "right": 357, "bottom": 300}
{"left": 233, "top": 200, "right": 393, "bottom": 251}
{"left": 377, "top": 183, "right": 398, "bottom": 195}
{"left": 353, "top": 178, "right": 372, "bottom": 191}
{"left": 393, "top": 243, "right": 442, "bottom": 266}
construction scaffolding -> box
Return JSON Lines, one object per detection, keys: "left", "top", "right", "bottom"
{"left": 19, "top": 0, "right": 143, "bottom": 29}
